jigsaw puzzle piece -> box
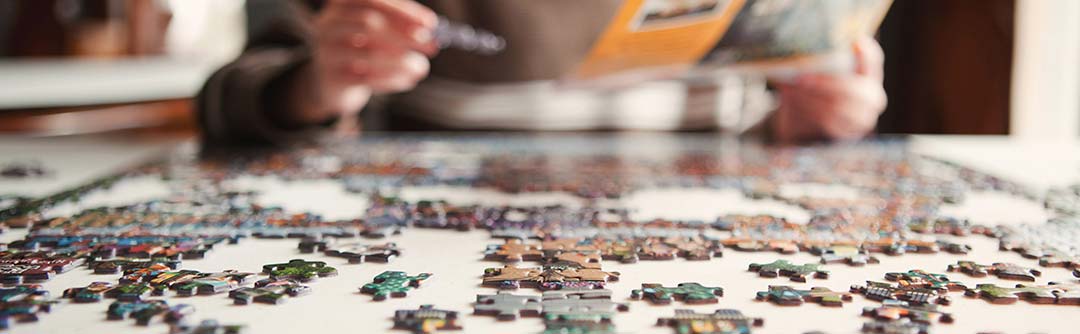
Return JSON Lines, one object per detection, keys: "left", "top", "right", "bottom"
{"left": 474, "top": 291, "right": 541, "bottom": 320}
{"left": 631, "top": 283, "right": 724, "bottom": 305}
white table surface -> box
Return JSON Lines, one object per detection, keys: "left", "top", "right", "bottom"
{"left": 0, "top": 58, "right": 219, "bottom": 109}
{"left": 0, "top": 134, "right": 1078, "bottom": 334}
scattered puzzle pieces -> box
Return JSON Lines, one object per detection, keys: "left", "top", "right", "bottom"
{"left": 631, "top": 283, "right": 723, "bottom": 305}
{"left": 947, "top": 261, "right": 1041, "bottom": 281}
{"left": 262, "top": 259, "right": 337, "bottom": 282}
{"left": 474, "top": 291, "right": 541, "bottom": 320}
{"left": 656, "top": 309, "right": 763, "bottom": 334}
{"left": 393, "top": 305, "right": 462, "bottom": 334}
{"left": 0, "top": 258, "right": 80, "bottom": 284}
{"left": 91, "top": 257, "right": 181, "bottom": 275}
{"left": 748, "top": 260, "right": 829, "bottom": 282}
{"left": 360, "top": 271, "right": 432, "bottom": 301}
{"left": 0, "top": 285, "right": 54, "bottom": 330}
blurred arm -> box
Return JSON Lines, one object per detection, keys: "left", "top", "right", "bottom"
{"left": 196, "top": 0, "right": 323, "bottom": 146}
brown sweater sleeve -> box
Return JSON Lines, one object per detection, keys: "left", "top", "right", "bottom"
{"left": 196, "top": 0, "right": 326, "bottom": 146}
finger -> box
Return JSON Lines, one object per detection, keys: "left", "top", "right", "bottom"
{"left": 321, "top": 6, "right": 438, "bottom": 55}
{"left": 319, "top": 22, "right": 437, "bottom": 56}
{"left": 790, "top": 75, "right": 886, "bottom": 111}
{"left": 328, "top": 0, "right": 437, "bottom": 27}
{"left": 778, "top": 84, "right": 880, "bottom": 140}
{"left": 852, "top": 36, "right": 885, "bottom": 79}
{"left": 322, "top": 51, "right": 430, "bottom": 92}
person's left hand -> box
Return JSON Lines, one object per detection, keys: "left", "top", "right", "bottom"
{"left": 770, "top": 37, "right": 887, "bottom": 142}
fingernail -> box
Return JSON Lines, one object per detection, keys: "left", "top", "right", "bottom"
{"left": 404, "top": 52, "right": 429, "bottom": 73}
{"left": 412, "top": 27, "right": 433, "bottom": 44}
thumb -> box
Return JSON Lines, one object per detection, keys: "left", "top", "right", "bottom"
{"left": 852, "top": 36, "right": 884, "bottom": 79}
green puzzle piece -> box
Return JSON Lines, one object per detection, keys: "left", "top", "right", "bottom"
{"left": 748, "top": 259, "right": 829, "bottom": 282}
{"left": 964, "top": 283, "right": 1058, "bottom": 304}
{"left": 756, "top": 286, "right": 852, "bottom": 307}
{"left": 262, "top": 259, "right": 338, "bottom": 282}
{"left": 631, "top": 283, "right": 723, "bottom": 305}
{"left": 360, "top": 271, "right": 432, "bottom": 301}
{"left": 755, "top": 285, "right": 808, "bottom": 306}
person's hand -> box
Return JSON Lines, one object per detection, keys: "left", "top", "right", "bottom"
{"left": 770, "top": 37, "right": 887, "bottom": 142}
{"left": 283, "top": 0, "right": 438, "bottom": 126}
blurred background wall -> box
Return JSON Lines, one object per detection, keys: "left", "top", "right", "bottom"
{"left": 0, "top": 0, "right": 1076, "bottom": 139}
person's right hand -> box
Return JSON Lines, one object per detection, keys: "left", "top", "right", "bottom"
{"left": 286, "top": 0, "right": 438, "bottom": 125}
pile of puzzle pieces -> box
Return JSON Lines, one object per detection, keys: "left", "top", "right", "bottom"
{"left": 0, "top": 137, "right": 1075, "bottom": 334}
